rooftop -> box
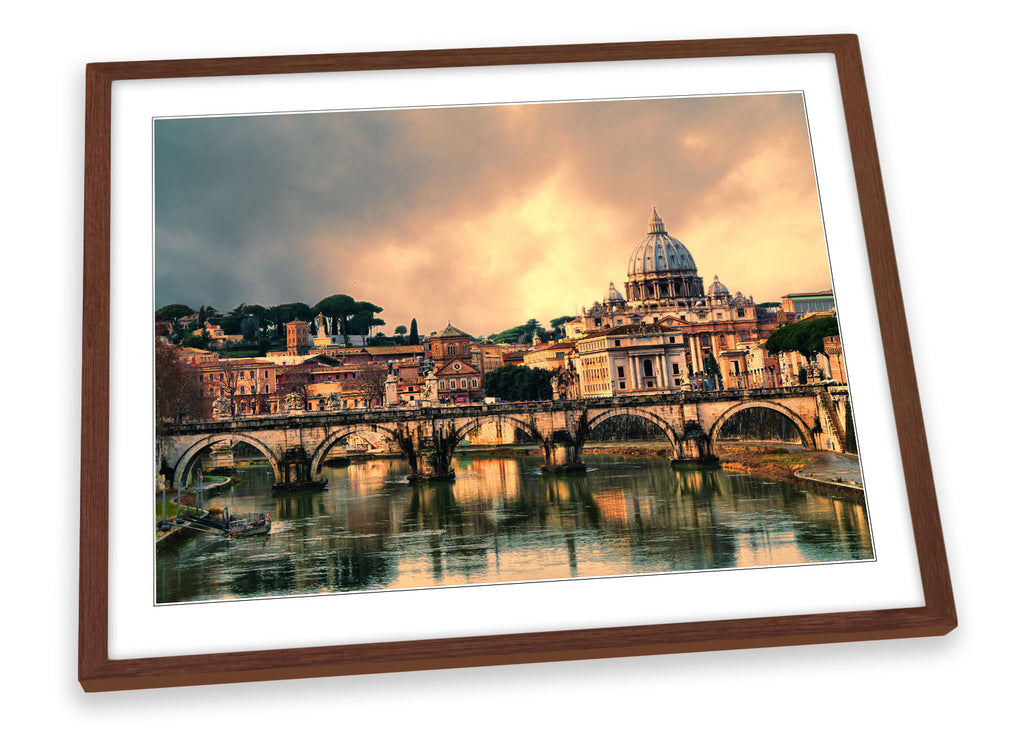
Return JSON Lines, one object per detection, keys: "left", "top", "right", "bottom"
{"left": 431, "top": 323, "right": 473, "bottom": 339}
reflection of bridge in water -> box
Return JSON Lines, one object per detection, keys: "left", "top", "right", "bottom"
{"left": 156, "top": 456, "right": 873, "bottom": 603}
{"left": 160, "top": 386, "right": 853, "bottom": 489}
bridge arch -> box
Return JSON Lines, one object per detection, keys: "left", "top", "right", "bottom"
{"left": 452, "top": 414, "right": 544, "bottom": 448}
{"left": 585, "top": 407, "right": 680, "bottom": 447}
{"left": 173, "top": 433, "right": 282, "bottom": 490}
{"left": 708, "top": 400, "right": 814, "bottom": 448}
{"left": 310, "top": 424, "right": 403, "bottom": 477}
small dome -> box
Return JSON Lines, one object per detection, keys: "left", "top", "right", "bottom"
{"left": 627, "top": 207, "right": 697, "bottom": 277}
{"left": 605, "top": 282, "right": 625, "bottom": 303}
{"left": 707, "top": 275, "right": 730, "bottom": 296}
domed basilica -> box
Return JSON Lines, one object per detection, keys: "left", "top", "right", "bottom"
{"left": 565, "top": 207, "right": 761, "bottom": 340}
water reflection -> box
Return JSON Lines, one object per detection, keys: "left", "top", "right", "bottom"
{"left": 156, "top": 454, "right": 873, "bottom": 604}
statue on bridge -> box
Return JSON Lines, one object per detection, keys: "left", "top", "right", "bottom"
{"left": 420, "top": 369, "right": 439, "bottom": 406}
{"left": 212, "top": 395, "right": 232, "bottom": 420}
{"left": 285, "top": 390, "right": 305, "bottom": 413}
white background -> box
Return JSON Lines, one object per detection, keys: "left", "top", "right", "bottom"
{"left": 2, "top": 1, "right": 1019, "bottom": 734}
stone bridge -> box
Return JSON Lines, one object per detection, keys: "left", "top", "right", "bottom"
{"left": 159, "top": 386, "right": 852, "bottom": 488}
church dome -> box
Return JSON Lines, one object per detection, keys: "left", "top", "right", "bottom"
{"left": 707, "top": 274, "right": 730, "bottom": 296}
{"left": 627, "top": 207, "right": 697, "bottom": 277}
{"left": 605, "top": 282, "right": 625, "bottom": 303}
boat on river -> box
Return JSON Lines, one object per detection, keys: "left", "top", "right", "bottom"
{"left": 166, "top": 507, "right": 271, "bottom": 538}
{"left": 225, "top": 513, "right": 271, "bottom": 538}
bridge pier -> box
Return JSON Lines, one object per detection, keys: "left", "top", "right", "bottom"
{"left": 402, "top": 426, "right": 457, "bottom": 483}
{"left": 671, "top": 421, "right": 718, "bottom": 466}
{"left": 542, "top": 431, "right": 586, "bottom": 474}
{"left": 278, "top": 447, "right": 315, "bottom": 487}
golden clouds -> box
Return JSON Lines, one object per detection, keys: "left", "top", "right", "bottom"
{"left": 157, "top": 93, "right": 834, "bottom": 336}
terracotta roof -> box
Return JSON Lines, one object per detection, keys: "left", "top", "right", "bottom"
{"left": 525, "top": 341, "right": 573, "bottom": 355}
{"left": 325, "top": 345, "right": 424, "bottom": 356}
{"left": 432, "top": 323, "right": 473, "bottom": 339}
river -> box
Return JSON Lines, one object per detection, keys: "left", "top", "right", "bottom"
{"left": 155, "top": 453, "right": 873, "bottom": 604}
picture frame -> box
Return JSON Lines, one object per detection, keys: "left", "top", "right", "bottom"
{"left": 80, "top": 33, "right": 956, "bottom": 692}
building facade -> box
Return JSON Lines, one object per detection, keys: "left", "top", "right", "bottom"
{"left": 426, "top": 323, "right": 484, "bottom": 403}
{"left": 572, "top": 325, "right": 693, "bottom": 397}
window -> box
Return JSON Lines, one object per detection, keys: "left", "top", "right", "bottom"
{"left": 619, "top": 381, "right": 626, "bottom": 389}
{"left": 471, "top": 378, "right": 478, "bottom": 388}
{"left": 460, "top": 379, "right": 468, "bottom": 389}
{"left": 447, "top": 344, "right": 456, "bottom": 356}
{"left": 614, "top": 339, "right": 621, "bottom": 346}
{"left": 738, "top": 309, "right": 746, "bottom": 317}
{"left": 672, "top": 363, "right": 679, "bottom": 375}
{"left": 617, "top": 366, "right": 625, "bottom": 378}
{"left": 669, "top": 336, "right": 676, "bottom": 343}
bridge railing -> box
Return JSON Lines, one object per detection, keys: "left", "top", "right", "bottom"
{"left": 163, "top": 384, "right": 835, "bottom": 434}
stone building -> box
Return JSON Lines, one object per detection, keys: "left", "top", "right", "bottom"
{"left": 285, "top": 318, "right": 310, "bottom": 356}
{"left": 571, "top": 324, "right": 692, "bottom": 397}
{"left": 564, "top": 208, "right": 762, "bottom": 351}
{"left": 426, "top": 323, "right": 484, "bottom": 403}
{"left": 523, "top": 341, "right": 574, "bottom": 372}
{"left": 192, "top": 320, "right": 244, "bottom": 349}
{"left": 560, "top": 207, "right": 773, "bottom": 391}
{"left": 779, "top": 290, "right": 836, "bottom": 323}
{"left": 191, "top": 357, "right": 279, "bottom": 416}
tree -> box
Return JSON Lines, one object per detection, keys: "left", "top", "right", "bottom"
{"left": 408, "top": 318, "right": 420, "bottom": 345}
{"left": 212, "top": 365, "right": 242, "bottom": 416}
{"left": 704, "top": 354, "right": 720, "bottom": 382}
{"left": 549, "top": 315, "right": 576, "bottom": 338}
{"left": 764, "top": 316, "right": 839, "bottom": 358}
{"left": 394, "top": 325, "right": 407, "bottom": 341}
{"left": 182, "top": 329, "right": 210, "bottom": 350}
{"left": 348, "top": 300, "right": 385, "bottom": 339}
{"left": 798, "top": 366, "right": 808, "bottom": 385}
{"left": 155, "top": 339, "right": 203, "bottom": 426}
{"left": 356, "top": 364, "right": 389, "bottom": 408}
{"left": 155, "top": 304, "right": 194, "bottom": 321}
{"left": 197, "top": 305, "right": 222, "bottom": 325}
{"left": 490, "top": 318, "right": 550, "bottom": 345}
{"left": 312, "top": 294, "right": 356, "bottom": 336}
{"left": 267, "top": 302, "right": 313, "bottom": 336}
{"left": 484, "top": 365, "right": 554, "bottom": 401}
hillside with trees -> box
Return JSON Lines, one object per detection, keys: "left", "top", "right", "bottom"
{"left": 764, "top": 316, "right": 839, "bottom": 358}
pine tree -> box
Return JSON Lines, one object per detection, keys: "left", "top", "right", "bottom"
{"left": 408, "top": 318, "right": 419, "bottom": 345}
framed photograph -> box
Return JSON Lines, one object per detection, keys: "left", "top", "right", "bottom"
{"left": 80, "top": 34, "right": 955, "bottom": 692}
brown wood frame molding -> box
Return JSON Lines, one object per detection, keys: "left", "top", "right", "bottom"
{"left": 80, "top": 34, "right": 955, "bottom": 692}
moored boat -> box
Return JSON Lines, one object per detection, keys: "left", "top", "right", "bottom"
{"left": 225, "top": 513, "right": 272, "bottom": 538}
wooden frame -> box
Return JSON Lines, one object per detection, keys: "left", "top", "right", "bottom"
{"left": 80, "top": 34, "right": 955, "bottom": 692}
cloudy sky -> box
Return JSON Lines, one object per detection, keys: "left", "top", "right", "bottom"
{"left": 155, "top": 92, "right": 832, "bottom": 337}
